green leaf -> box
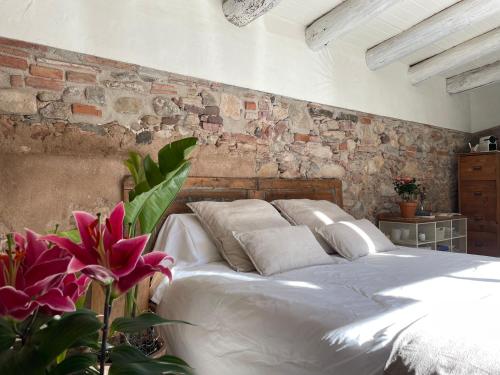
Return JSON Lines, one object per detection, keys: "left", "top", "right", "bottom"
{"left": 125, "top": 152, "right": 146, "bottom": 186}
{"left": 143, "top": 155, "right": 164, "bottom": 188}
{"left": 111, "top": 312, "right": 192, "bottom": 334}
{"left": 109, "top": 345, "right": 193, "bottom": 375}
{"left": 0, "top": 318, "right": 15, "bottom": 351}
{"left": 129, "top": 180, "right": 151, "bottom": 203}
{"left": 0, "top": 310, "right": 102, "bottom": 375}
{"left": 70, "top": 330, "right": 100, "bottom": 350}
{"left": 48, "top": 353, "right": 97, "bottom": 375}
{"left": 58, "top": 229, "right": 81, "bottom": 243}
{"left": 125, "top": 162, "right": 191, "bottom": 235}
{"left": 157, "top": 137, "right": 197, "bottom": 176}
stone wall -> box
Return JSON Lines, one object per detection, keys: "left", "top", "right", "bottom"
{"left": 0, "top": 37, "right": 468, "bottom": 233}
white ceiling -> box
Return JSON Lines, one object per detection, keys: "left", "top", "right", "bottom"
{"left": 269, "top": 0, "right": 500, "bottom": 78}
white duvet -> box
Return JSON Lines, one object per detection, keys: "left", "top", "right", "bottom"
{"left": 155, "top": 248, "right": 500, "bottom": 375}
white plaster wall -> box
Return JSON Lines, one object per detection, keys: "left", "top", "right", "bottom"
{"left": 470, "top": 82, "right": 500, "bottom": 132}
{"left": 0, "top": 0, "right": 471, "bottom": 131}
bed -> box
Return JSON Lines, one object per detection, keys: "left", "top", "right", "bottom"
{"left": 130, "top": 177, "right": 500, "bottom": 375}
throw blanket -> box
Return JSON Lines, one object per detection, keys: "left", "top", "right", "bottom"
{"left": 385, "top": 298, "right": 500, "bottom": 375}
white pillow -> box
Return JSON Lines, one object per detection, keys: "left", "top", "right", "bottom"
{"left": 233, "top": 225, "right": 333, "bottom": 276}
{"left": 188, "top": 200, "right": 291, "bottom": 272}
{"left": 316, "top": 219, "right": 397, "bottom": 260}
{"left": 153, "top": 214, "right": 221, "bottom": 269}
{"left": 272, "top": 199, "right": 355, "bottom": 253}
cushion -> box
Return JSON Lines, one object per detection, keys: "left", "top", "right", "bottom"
{"left": 188, "top": 199, "right": 290, "bottom": 271}
{"left": 233, "top": 225, "right": 333, "bottom": 276}
{"left": 316, "top": 219, "right": 397, "bottom": 260}
{"left": 153, "top": 214, "right": 221, "bottom": 270}
{"left": 272, "top": 199, "right": 355, "bottom": 253}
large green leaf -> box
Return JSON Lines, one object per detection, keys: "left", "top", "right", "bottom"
{"left": 48, "top": 353, "right": 97, "bottom": 375}
{"left": 0, "top": 318, "right": 15, "bottom": 351}
{"left": 125, "top": 162, "right": 191, "bottom": 235}
{"left": 109, "top": 345, "right": 193, "bottom": 375}
{"left": 143, "top": 155, "right": 164, "bottom": 188}
{"left": 125, "top": 152, "right": 146, "bottom": 186}
{"left": 129, "top": 180, "right": 151, "bottom": 203}
{"left": 158, "top": 137, "right": 197, "bottom": 175}
{"left": 111, "top": 312, "right": 192, "bottom": 334}
{"left": 0, "top": 310, "right": 102, "bottom": 375}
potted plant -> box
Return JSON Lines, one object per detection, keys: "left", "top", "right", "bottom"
{"left": 393, "top": 177, "right": 420, "bottom": 218}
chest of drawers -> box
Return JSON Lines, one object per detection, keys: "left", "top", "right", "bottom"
{"left": 458, "top": 153, "right": 500, "bottom": 256}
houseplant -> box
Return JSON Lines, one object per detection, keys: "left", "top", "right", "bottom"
{"left": 393, "top": 177, "right": 420, "bottom": 218}
{"left": 0, "top": 204, "right": 192, "bottom": 375}
{"left": 123, "top": 137, "right": 197, "bottom": 317}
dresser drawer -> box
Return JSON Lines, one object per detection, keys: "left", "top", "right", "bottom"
{"left": 468, "top": 232, "right": 499, "bottom": 257}
{"left": 468, "top": 216, "right": 498, "bottom": 233}
{"left": 460, "top": 181, "right": 497, "bottom": 221}
{"left": 460, "top": 154, "right": 497, "bottom": 180}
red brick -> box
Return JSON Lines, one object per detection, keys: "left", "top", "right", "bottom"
{"left": 150, "top": 83, "right": 177, "bottom": 95}
{"left": 294, "top": 133, "right": 311, "bottom": 143}
{"left": 360, "top": 117, "right": 372, "bottom": 125}
{"left": 0, "top": 46, "right": 29, "bottom": 58}
{"left": 0, "top": 37, "right": 48, "bottom": 52}
{"left": 202, "top": 122, "right": 222, "bottom": 132}
{"left": 10, "top": 75, "right": 23, "bottom": 88}
{"left": 25, "top": 76, "right": 64, "bottom": 91}
{"left": 0, "top": 55, "right": 28, "bottom": 70}
{"left": 72, "top": 103, "right": 102, "bottom": 117}
{"left": 245, "top": 101, "right": 257, "bottom": 111}
{"left": 29, "top": 64, "right": 63, "bottom": 80}
{"left": 82, "top": 55, "right": 136, "bottom": 70}
{"left": 233, "top": 133, "right": 256, "bottom": 143}
{"left": 66, "top": 71, "right": 96, "bottom": 84}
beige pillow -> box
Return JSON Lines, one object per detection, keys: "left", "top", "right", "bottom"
{"left": 233, "top": 226, "right": 333, "bottom": 276}
{"left": 188, "top": 199, "right": 290, "bottom": 272}
{"left": 316, "top": 219, "right": 397, "bottom": 260}
{"left": 272, "top": 199, "right": 354, "bottom": 253}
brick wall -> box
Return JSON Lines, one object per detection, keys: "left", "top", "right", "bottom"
{"left": 0, "top": 37, "right": 469, "bottom": 232}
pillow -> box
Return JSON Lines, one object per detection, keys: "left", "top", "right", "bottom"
{"left": 316, "top": 219, "right": 397, "bottom": 260}
{"left": 233, "top": 226, "right": 333, "bottom": 276}
{"left": 272, "top": 199, "right": 355, "bottom": 253}
{"left": 151, "top": 214, "right": 222, "bottom": 304}
{"left": 153, "top": 214, "right": 221, "bottom": 269}
{"left": 188, "top": 199, "right": 290, "bottom": 272}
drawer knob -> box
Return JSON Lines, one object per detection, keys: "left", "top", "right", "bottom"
{"left": 472, "top": 165, "right": 482, "bottom": 171}
{"left": 473, "top": 191, "right": 483, "bottom": 196}
{"left": 474, "top": 241, "right": 484, "bottom": 247}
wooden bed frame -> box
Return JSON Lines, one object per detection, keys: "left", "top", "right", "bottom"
{"left": 123, "top": 175, "right": 344, "bottom": 211}
{"left": 92, "top": 176, "right": 343, "bottom": 319}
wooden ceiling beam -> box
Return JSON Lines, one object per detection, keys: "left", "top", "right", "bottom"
{"left": 305, "top": 0, "right": 400, "bottom": 51}
{"left": 409, "top": 27, "right": 500, "bottom": 85}
{"left": 366, "top": 0, "right": 500, "bottom": 70}
{"left": 447, "top": 60, "right": 500, "bottom": 94}
{"left": 223, "top": 0, "right": 283, "bottom": 27}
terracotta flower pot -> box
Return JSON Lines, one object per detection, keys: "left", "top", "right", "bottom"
{"left": 399, "top": 201, "right": 417, "bottom": 218}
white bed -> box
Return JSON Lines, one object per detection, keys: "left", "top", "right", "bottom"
{"left": 152, "top": 218, "right": 500, "bottom": 375}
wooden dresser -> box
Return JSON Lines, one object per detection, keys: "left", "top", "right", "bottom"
{"left": 458, "top": 152, "right": 500, "bottom": 256}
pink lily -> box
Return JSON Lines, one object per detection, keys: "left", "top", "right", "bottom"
{"left": 43, "top": 202, "right": 173, "bottom": 294}
{"left": 0, "top": 230, "right": 80, "bottom": 320}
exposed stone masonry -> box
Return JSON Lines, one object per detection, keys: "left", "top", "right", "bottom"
{"left": 0, "top": 37, "right": 468, "bottom": 232}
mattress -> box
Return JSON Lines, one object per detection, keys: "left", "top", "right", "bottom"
{"left": 155, "top": 248, "right": 500, "bottom": 375}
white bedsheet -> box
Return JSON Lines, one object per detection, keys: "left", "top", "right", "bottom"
{"left": 155, "top": 248, "right": 500, "bottom": 375}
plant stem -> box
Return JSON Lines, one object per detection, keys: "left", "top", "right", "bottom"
{"left": 22, "top": 307, "right": 39, "bottom": 345}
{"left": 100, "top": 285, "right": 112, "bottom": 375}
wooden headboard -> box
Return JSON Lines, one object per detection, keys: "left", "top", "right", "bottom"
{"left": 123, "top": 176, "right": 343, "bottom": 244}
{"left": 123, "top": 176, "right": 343, "bottom": 212}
